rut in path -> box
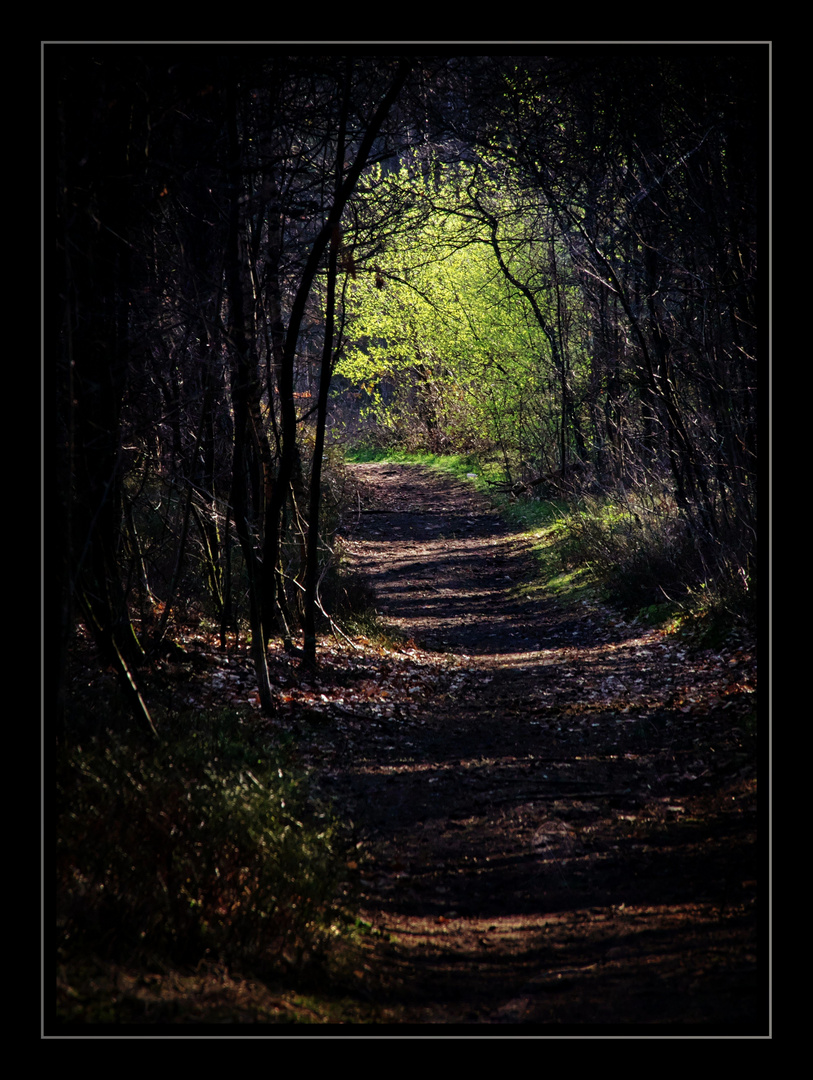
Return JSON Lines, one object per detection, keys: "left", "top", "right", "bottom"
{"left": 326, "top": 463, "right": 761, "bottom": 1028}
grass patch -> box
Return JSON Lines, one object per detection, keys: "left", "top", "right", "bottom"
{"left": 345, "top": 446, "right": 484, "bottom": 479}
{"left": 339, "top": 604, "right": 410, "bottom": 651}
{"left": 344, "top": 447, "right": 516, "bottom": 503}
{"left": 319, "top": 554, "right": 410, "bottom": 651}
{"left": 517, "top": 513, "right": 600, "bottom": 608}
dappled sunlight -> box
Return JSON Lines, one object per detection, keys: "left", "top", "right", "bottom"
{"left": 323, "top": 463, "right": 760, "bottom": 1022}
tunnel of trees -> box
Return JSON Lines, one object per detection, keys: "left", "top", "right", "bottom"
{"left": 50, "top": 45, "right": 763, "bottom": 740}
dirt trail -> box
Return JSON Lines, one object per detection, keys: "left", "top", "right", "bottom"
{"left": 328, "top": 463, "right": 762, "bottom": 1030}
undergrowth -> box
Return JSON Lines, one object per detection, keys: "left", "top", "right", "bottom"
{"left": 56, "top": 708, "right": 355, "bottom": 1009}
{"left": 527, "top": 491, "right": 755, "bottom": 641}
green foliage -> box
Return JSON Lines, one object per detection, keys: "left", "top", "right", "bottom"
{"left": 550, "top": 487, "right": 755, "bottom": 634}
{"left": 337, "top": 134, "right": 758, "bottom": 611}
{"left": 56, "top": 711, "right": 351, "bottom": 979}
{"left": 338, "top": 161, "right": 584, "bottom": 471}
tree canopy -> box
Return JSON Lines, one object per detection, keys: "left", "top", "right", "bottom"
{"left": 49, "top": 45, "right": 765, "bottom": 738}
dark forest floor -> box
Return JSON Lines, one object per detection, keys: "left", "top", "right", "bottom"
{"left": 54, "top": 462, "right": 766, "bottom": 1034}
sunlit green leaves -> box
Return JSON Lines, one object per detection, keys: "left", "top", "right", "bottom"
{"left": 337, "top": 160, "right": 591, "bottom": 465}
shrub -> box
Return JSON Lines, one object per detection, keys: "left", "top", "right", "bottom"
{"left": 56, "top": 711, "right": 350, "bottom": 978}
{"left": 557, "top": 485, "right": 753, "bottom": 628}
{"left": 564, "top": 494, "right": 687, "bottom": 609}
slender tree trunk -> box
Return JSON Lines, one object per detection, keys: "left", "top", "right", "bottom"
{"left": 303, "top": 223, "right": 341, "bottom": 665}
{"left": 262, "top": 59, "right": 412, "bottom": 653}
{"left": 57, "top": 60, "right": 158, "bottom": 740}
{"left": 225, "top": 72, "right": 275, "bottom": 711}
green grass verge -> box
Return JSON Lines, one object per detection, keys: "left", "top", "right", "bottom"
{"left": 343, "top": 447, "right": 754, "bottom": 639}
{"left": 344, "top": 446, "right": 520, "bottom": 504}
{"left": 344, "top": 447, "right": 600, "bottom": 610}
{"left": 345, "top": 446, "right": 485, "bottom": 479}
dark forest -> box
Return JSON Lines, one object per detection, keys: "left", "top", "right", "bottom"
{"left": 49, "top": 44, "right": 766, "bottom": 1032}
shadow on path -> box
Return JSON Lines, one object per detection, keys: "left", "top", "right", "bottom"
{"left": 328, "top": 463, "right": 761, "bottom": 1029}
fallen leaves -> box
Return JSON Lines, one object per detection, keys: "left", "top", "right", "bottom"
{"left": 147, "top": 631, "right": 478, "bottom": 735}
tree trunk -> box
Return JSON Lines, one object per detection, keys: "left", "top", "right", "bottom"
{"left": 225, "top": 71, "right": 275, "bottom": 712}
{"left": 56, "top": 57, "right": 157, "bottom": 739}
{"left": 262, "top": 59, "right": 412, "bottom": 655}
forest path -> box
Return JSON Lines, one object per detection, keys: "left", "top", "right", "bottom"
{"left": 325, "top": 462, "right": 760, "bottom": 1029}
